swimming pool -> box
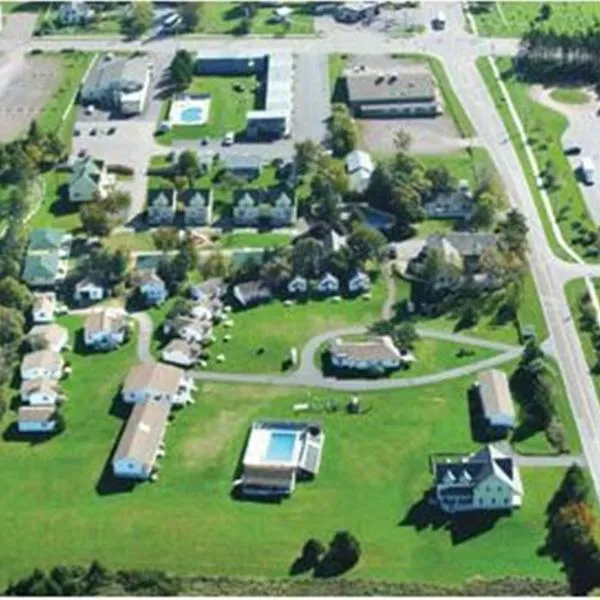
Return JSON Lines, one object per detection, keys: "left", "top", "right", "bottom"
{"left": 266, "top": 431, "right": 297, "bottom": 462}
{"left": 181, "top": 107, "right": 204, "bottom": 123}
{"left": 360, "top": 206, "right": 396, "bottom": 230}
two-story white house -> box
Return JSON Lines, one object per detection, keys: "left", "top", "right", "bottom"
{"left": 348, "top": 271, "right": 371, "bottom": 294}
{"left": 317, "top": 272, "right": 340, "bottom": 295}
{"left": 182, "top": 189, "right": 213, "bottom": 226}
{"left": 84, "top": 309, "right": 128, "bottom": 351}
{"left": 18, "top": 406, "right": 58, "bottom": 434}
{"left": 68, "top": 156, "right": 111, "bottom": 203}
{"left": 232, "top": 188, "right": 295, "bottom": 227}
{"left": 147, "top": 189, "right": 177, "bottom": 226}
{"left": 433, "top": 444, "right": 524, "bottom": 513}
{"left": 163, "top": 315, "right": 212, "bottom": 345}
{"left": 137, "top": 272, "right": 168, "bottom": 306}
{"left": 74, "top": 276, "right": 106, "bottom": 305}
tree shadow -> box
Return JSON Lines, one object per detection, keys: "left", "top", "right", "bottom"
{"left": 399, "top": 490, "right": 509, "bottom": 545}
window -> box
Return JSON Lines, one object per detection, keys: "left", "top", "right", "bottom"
{"left": 491, "top": 498, "right": 496, "bottom": 504}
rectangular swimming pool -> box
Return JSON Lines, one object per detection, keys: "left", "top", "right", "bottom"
{"left": 266, "top": 431, "right": 297, "bottom": 462}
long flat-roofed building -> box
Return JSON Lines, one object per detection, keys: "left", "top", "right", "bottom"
{"left": 476, "top": 369, "right": 516, "bottom": 429}
{"left": 344, "top": 63, "right": 441, "bottom": 118}
{"left": 329, "top": 336, "right": 404, "bottom": 372}
{"left": 81, "top": 54, "right": 151, "bottom": 115}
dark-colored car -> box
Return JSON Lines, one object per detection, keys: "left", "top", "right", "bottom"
{"left": 106, "top": 127, "right": 116, "bottom": 135}
{"left": 90, "top": 128, "right": 97, "bottom": 136}
{"left": 565, "top": 146, "right": 582, "bottom": 156}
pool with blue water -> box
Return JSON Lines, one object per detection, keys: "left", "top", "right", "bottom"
{"left": 266, "top": 431, "right": 297, "bottom": 462}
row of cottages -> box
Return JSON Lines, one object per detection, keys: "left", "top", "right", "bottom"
{"left": 147, "top": 189, "right": 213, "bottom": 227}
{"left": 22, "top": 229, "right": 72, "bottom": 290}
{"left": 112, "top": 362, "right": 194, "bottom": 480}
{"left": 329, "top": 335, "right": 413, "bottom": 372}
{"left": 18, "top": 318, "right": 70, "bottom": 433}
{"left": 407, "top": 232, "right": 499, "bottom": 293}
{"left": 161, "top": 278, "right": 227, "bottom": 368}
{"left": 232, "top": 271, "right": 371, "bottom": 308}
{"left": 68, "top": 155, "right": 113, "bottom": 203}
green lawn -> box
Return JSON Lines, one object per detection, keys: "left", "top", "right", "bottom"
{"left": 565, "top": 278, "right": 600, "bottom": 400}
{"left": 549, "top": 87, "right": 591, "bottom": 105}
{"left": 318, "top": 335, "right": 500, "bottom": 377}
{"left": 219, "top": 231, "right": 292, "bottom": 249}
{"left": 475, "top": 56, "right": 576, "bottom": 263}
{"left": 394, "top": 272, "right": 548, "bottom": 346}
{"left": 152, "top": 279, "right": 388, "bottom": 372}
{"left": 155, "top": 75, "right": 258, "bottom": 146}
{"left": 28, "top": 170, "right": 81, "bottom": 232}
{"left": 328, "top": 53, "right": 475, "bottom": 139}
{"left": 0, "top": 346, "right": 570, "bottom": 585}
{"left": 35, "top": 52, "right": 95, "bottom": 141}
{"left": 193, "top": 3, "right": 314, "bottom": 35}
{"left": 471, "top": 2, "right": 600, "bottom": 38}
{"left": 103, "top": 231, "right": 157, "bottom": 254}
{"left": 494, "top": 56, "right": 597, "bottom": 262}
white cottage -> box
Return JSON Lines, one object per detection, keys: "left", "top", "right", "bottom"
{"left": 121, "top": 362, "right": 192, "bottom": 406}
{"left": 317, "top": 272, "right": 339, "bottom": 295}
{"left": 32, "top": 292, "right": 57, "bottom": 324}
{"left": 20, "top": 350, "right": 64, "bottom": 381}
{"left": 348, "top": 270, "right": 371, "bottom": 294}
{"left": 287, "top": 275, "right": 308, "bottom": 296}
{"left": 18, "top": 406, "right": 58, "bottom": 433}
{"left": 74, "top": 276, "right": 106, "bottom": 304}
{"left": 20, "top": 379, "right": 60, "bottom": 406}
{"left": 84, "top": 309, "right": 127, "bottom": 350}
{"left": 161, "top": 339, "right": 201, "bottom": 368}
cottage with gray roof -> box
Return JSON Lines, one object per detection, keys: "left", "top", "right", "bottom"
{"left": 147, "top": 189, "right": 176, "bottom": 226}
{"left": 344, "top": 63, "right": 441, "bottom": 118}
{"left": 233, "top": 280, "right": 273, "bottom": 307}
{"left": 28, "top": 229, "right": 71, "bottom": 256}
{"left": 22, "top": 252, "right": 61, "bottom": 288}
{"left": 433, "top": 444, "right": 524, "bottom": 513}
{"left": 68, "top": 156, "right": 110, "bottom": 202}
{"left": 329, "top": 336, "right": 403, "bottom": 371}
{"left": 182, "top": 189, "right": 213, "bottom": 226}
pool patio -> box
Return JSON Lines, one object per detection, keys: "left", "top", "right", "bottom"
{"left": 234, "top": 419, "right": 325, "bottom": 498}
{"left": 169, "top": 94, "right": 211, "bottom": 127}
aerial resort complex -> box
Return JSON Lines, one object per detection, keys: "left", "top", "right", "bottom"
{"left": 1, "top": 0, "right": 600, "bottom": 595}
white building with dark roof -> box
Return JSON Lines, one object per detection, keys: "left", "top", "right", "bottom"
{"left": 476, "top": 369, "right": 516, "bottom": 429}
{"left": 329, "top": 336, "right": 403, "bottom": 371}
{"left": 433, "top": 444, "right": 524, "bottom": 513}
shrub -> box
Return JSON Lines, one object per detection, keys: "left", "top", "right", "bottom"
{"left": 546, "top": 417, "right": 569, "bottom": 454}
{"left": 107, "top": 164, "right": 134, "bottom": 176}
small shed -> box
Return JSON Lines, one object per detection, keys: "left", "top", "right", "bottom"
{"left": 476, "top": 369, "right": 516, "bottom": 429}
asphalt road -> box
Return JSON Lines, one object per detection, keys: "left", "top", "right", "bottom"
{"left": 3, "top": 3, "right": 600, "bottom": 493}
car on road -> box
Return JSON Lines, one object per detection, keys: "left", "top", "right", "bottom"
{"left": 432, "top": 11, "right": 446, "bottom": 30}
{"left": 200, "top": 137, "right": 209, "bottom": 146}
{"left": 565, "top": 146, "right": 582, "bottom": 156}
{"left": 74, "top": 129, "right": 80, "bottom": 137}
{"left": 78, "top": 148, "right": 87, "bottom": 157}
{"left": 222, "top": 132, "right": 235, "bottom": 146}
{"left": 90, "top": 128, "right": 97, "bottom": 136}
{"left": 106, "top": 127, "right": 116, "bottom": 135}
{"left": 580, "top": 156, "right": 595, "bottom": 185}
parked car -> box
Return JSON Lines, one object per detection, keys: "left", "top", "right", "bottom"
{"left": 90, "top": 128, "right": 97, "bottom": 136}
{"left": 565, "top": 146, "right": 582, "bottom": 156}
{"left": 200, "top": 137, "right": 209, "bottom": 146}
{"left": 74, "top": 129, "right": 80, "bottom": 137}
{"left": 106, "top": 127, "right": 116, "bottom": 135}
{"left": 222, "top": 132, "right": 235, "bottom": 146}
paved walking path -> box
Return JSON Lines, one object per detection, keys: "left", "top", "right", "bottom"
{"left": 515, "top": 454, "right": 586, "bottom": 468}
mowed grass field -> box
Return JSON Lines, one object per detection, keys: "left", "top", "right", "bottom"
{"left": 0, "top": 313, "right": 568, "bottom": 585}
{"left": 156, "top": 75, "right": 259, "bottom": 145}
{"left": 471, "top": 2, "right": 600, "bottom": 37}
{"left": 152, "top": 278, "right": 388, "bottom": 372}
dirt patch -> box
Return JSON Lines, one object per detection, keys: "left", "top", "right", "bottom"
{"left": 0, "top": 55, "right": 62, "bottom": 141}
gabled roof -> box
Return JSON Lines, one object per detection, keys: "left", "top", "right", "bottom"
{"left": 122, "top": 362, "right": 184, "bottom": 396}
{"left": 182, "top": 188, "right": 212, "bottom": 207}
{"left": 18, "top": 405, "right": 57, "bottom": 423}
{"left": 147, "top": 189, "right": 176, "bottom": 209}
{"left": 330, "top": 335, "right": 401, "bottom": 362}
{"left": 425, "top": 233, "right": 497, "bottom": 259}
{"left": 21, "top": 350, "right": 63, "bottom": 373}
{"left": 477, "top": 369, "right": 516, "bottom": 420}
{"left": 233, "top": 188, "right": 264, "bottom": 206}
{"left": 29, "top": 229, "right": 66, "bottom": 252}
{"left": 70, "top": 155, "right": 104, "bottom": 187}
{"left": 28, "top": 324, "right": 68, "bottom": 349}
{"left": 223, "top": 154, "right": 263, "bottom": 172}
{"left": 138, "top": 271, "right": 165, "bottom": 289}
{"left": 22, "top": 252, "right": 60, "bottom": 285}
{"left": 21, "top": 378, "right": 59, "bottom": 398}
{"left": 85, "top": 309, "right": 125, "bottom": 336}
{"left": 162, "top": 339, "right": 201, "bottom": 360}
{"left": 113, "top": 399, "right": 170, "bottom": 470}
{"left": 234, "top": 280, "right": 273, "bottom": 305}
{"left": 33, "top": 292, "right": 56, "bottom": 314}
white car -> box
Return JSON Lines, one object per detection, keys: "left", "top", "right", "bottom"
{"left": 222, "top": 132, "right": 235, "bottom": 146}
